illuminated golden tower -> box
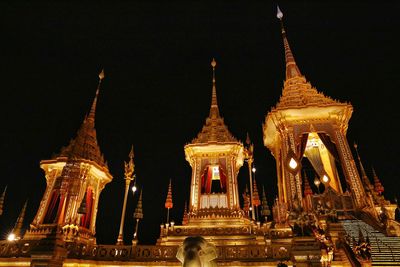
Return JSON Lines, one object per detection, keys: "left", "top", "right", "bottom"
{"left": 263, "top": 9, "right": 367, "bottom": 210}
{"left": 25, "top": 70, "right": 112, "bottom": 245}
{"left": 184, "top": 59, "right": 244, "bottom": 216}
{"left": 158, "top": 59, "right": 266, "bottom": 246}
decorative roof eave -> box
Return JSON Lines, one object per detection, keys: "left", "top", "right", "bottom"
{"left": 263, "top": 103, "right": 353, "bottom": 153}
{"left": 184, "top": 141, "right": 243, "bottom": 150}
{"left": 184, "top": 142, "right": 245, "bottom": 169}
{"left": 40, "top": 156, "right": 113, "bottom": 182}
{"left": 272, "top": 101, "right": 352, "bottom": 112}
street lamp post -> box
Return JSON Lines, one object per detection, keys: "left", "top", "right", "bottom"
{"left": 116, "top": 146, "right": 135, "bottom": 245}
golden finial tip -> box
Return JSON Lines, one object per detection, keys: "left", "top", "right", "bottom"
{"left": 99, "top": 69, "right": 105, "bottom": 80}
{"left": 277, "top": 5, "right": 283, "bottom": 20}
{"left": 211, "top": 58, "right": 217, "bottom": 68}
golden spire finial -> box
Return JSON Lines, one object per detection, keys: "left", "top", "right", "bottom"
{"left": 276, "top": 6, "right": 302, "bottom": 79}
{"left": 88, "top": 69, "right": 104, "bottom": 123}
{"left": 211, "top": 58, "right": 217, "bottom": 75}
{"left": 124, "top": 146, "right": 135, "bottom": 179}
{"left": 99, "top": 68, "right": 105, "bottom": 80}
{"left": 209, "top": 58, "right": 220, "bottom": 118}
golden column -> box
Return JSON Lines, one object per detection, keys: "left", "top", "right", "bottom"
{"left": 116, "top": 146, "right": 135, "bottom": 245}
{"left": 244, "top": 134, "right": 255, "bottom": 220}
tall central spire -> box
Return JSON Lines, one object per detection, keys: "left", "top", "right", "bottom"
{"left": 209, "top": 58, "right": 220, "bottom": 119}
{"left": 189, "top": 59, "right": 236, "bottom": 144}
{"left": 87, "top": 69, "right": 104, "bottom": 124}
{"left": 277, "top": 6, "right": 302, "bottom": 79}
{"left": 58, "top": 69, "right": 106, "bottom": 167}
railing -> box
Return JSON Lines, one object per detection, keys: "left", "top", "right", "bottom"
{"left": 0, "top": 240, "right": 268, "bottom": 262}
{"left": 338, "top": 241, "right": 361, "bottom": 267}
{"left": 343, "top": 213, "right": 400, "bottom": 261}
{"left": 0, "top": 240, "right": 38, "bottom": 258}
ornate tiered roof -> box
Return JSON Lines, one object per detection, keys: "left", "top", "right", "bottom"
{"left": 57, "top": 71, "right": 106, "bottom": 167}
{"left": 191, "top": 59, "right": 237, "bottom": 144}
{"left": 275, "top": 77, "right": 343, "bottom": 110}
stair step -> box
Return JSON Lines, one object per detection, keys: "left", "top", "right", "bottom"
{"left": 341, "top": 219, "right": 400, "bottom": 264}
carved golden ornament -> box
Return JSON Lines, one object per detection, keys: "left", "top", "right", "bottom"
{"left": 98, "top": 69, "right": 105, "bottom": 80}
{"left": 211, "top": 58, "right": 216, "bottom": 68}
{"left": 124, "top": 146, "right": 135, "bottom": 179}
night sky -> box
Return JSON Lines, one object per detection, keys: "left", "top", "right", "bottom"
{"left": 1, "top": 2, "right": 400, "bottom": 244}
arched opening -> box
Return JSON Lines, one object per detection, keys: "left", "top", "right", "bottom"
{"left": 80, "top": 188, "right": 94, "bottom": 229}
{"left": 201, "top": 165, "right": 226, "bottom": 194}
{"left": 298, "top": 132, "right": 344, "bottom": 193}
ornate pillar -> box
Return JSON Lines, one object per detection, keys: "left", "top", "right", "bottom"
{"left": 334, "top": 129, "right": 366, "bottom": 208}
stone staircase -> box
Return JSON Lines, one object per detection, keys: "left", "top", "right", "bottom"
{"left": 341, "top": 219, "right": 400, "bottom": 266}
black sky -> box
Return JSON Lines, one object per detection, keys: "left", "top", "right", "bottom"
{"left": 1, "top": 2, "right": 400, "bottom": 244}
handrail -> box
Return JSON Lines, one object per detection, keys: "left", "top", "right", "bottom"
{"left": 343, "top": 212, "right": 398, "bottom": 261}
{"left": 339, "top": 241, "right": 361, "bottom": 267}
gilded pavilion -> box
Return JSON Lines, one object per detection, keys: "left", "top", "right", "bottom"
{"left": 0, "top": 7, "right": 399, "bottom": 267}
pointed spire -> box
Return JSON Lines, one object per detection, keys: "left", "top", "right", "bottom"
{"left": 209, "top": 58, "right": 220, "bottom": 119}
{"left": 276, "top": 5, "right": 302, "bottom": 79}
{"left": 190, "top": 59, "right": 237, "bottom": 144}
{"left": 353, "top": 143, "right": 373, "bottom": 190}
{"left": 261, "top": 187, "right": 271, "bottom": 218}
{"left": 303, "top": 172, "right": 313, "bottom": 196}
{"left": 134, "top": 190, "right": 144, "bottom": 220}
{"left": 372, "top": 167, "right": 384, "bottom": 195}
{"left": 14, "top": 200, "right": 28, "bottom": 239}
{"left": 182, "top": 201, "right": 188, "bottom": 225}
{"left": 0, "top": 186, "right": 7, "bottom": 216}
{"left": 164, "top": 179, "right": 173, "bottom": 209}
{"left": 87, "top": 69, "right": 104, "bottom": 123}
{"left": 58, "top": 69, "right": 106, "bottom": 167}
{"left": 252, "top": 178, "right": 261, "bottom": 207}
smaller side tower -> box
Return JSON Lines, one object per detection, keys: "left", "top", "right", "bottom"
{"left": 25, "top": 70, "right": 112, "bottom": 245}
{"left": 158, "top": 60, "right": 267, "bottom": 246}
